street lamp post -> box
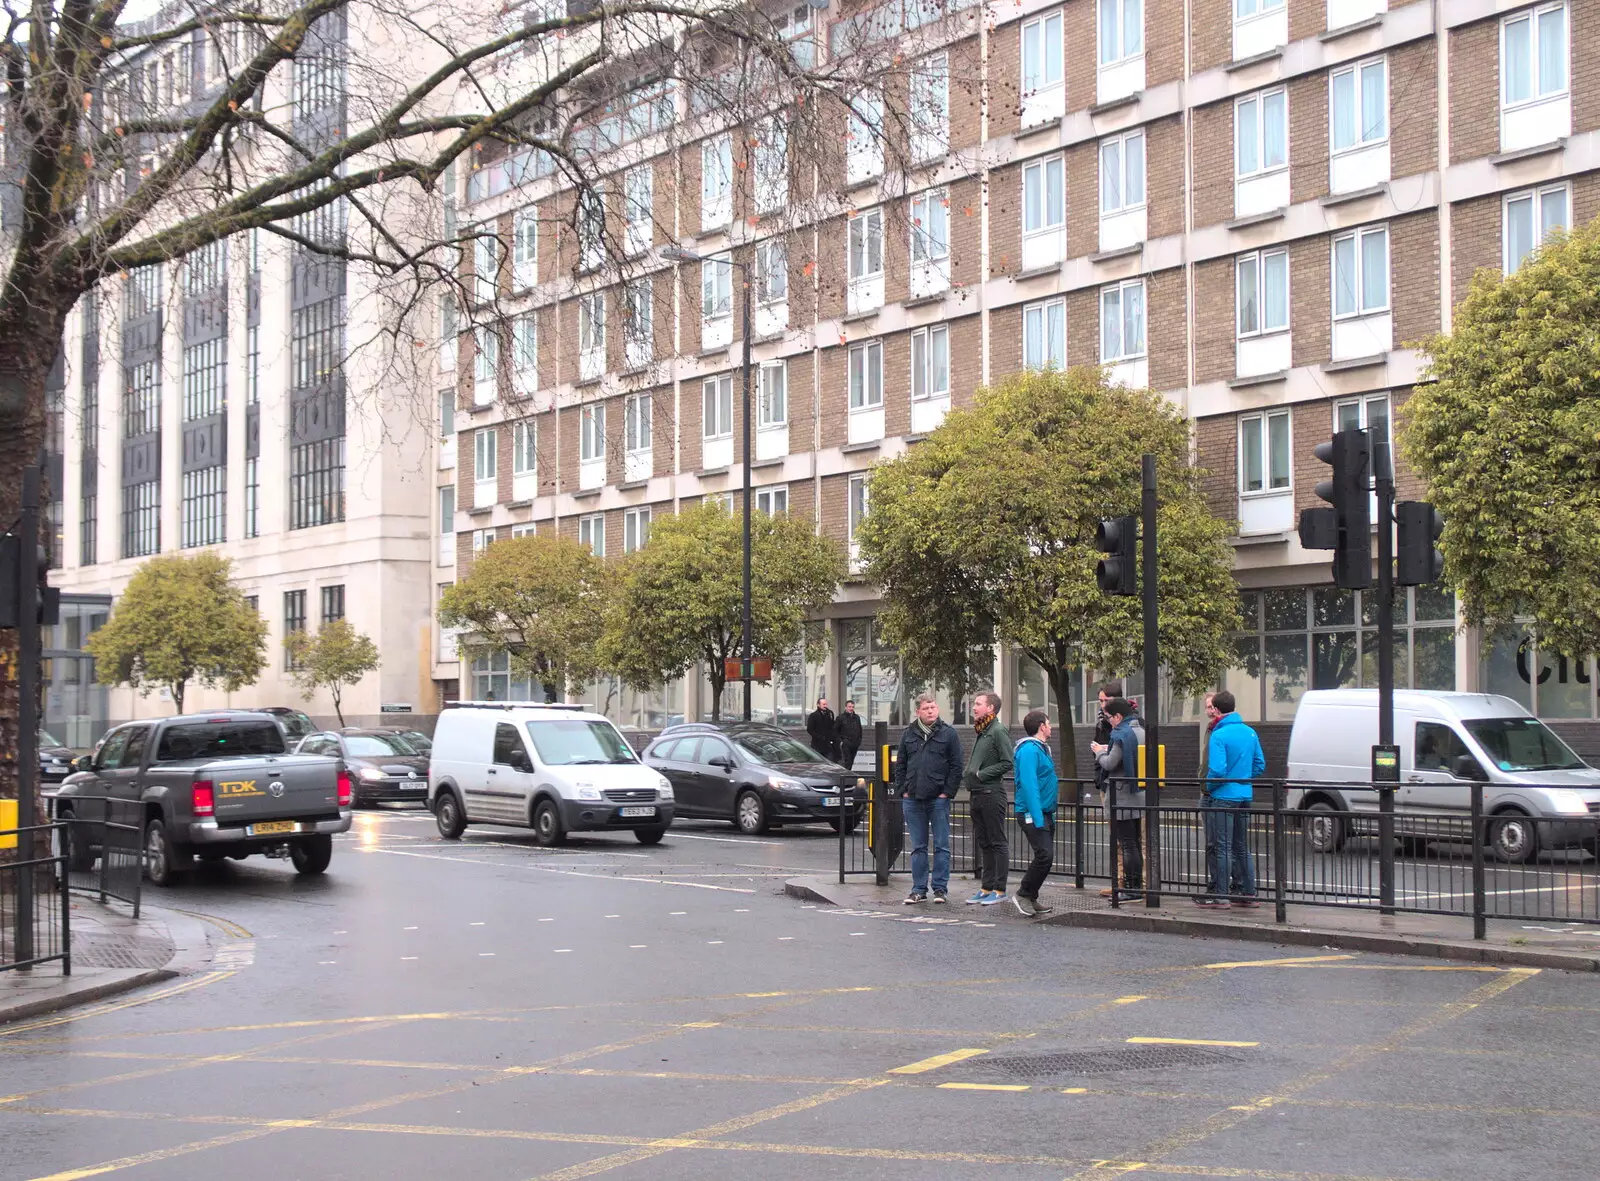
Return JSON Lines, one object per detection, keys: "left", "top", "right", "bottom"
{"left": 661, "top": 245, "right": 755, "bottom": 721}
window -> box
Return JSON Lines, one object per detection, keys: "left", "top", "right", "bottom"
{"left": 1236, "top": 249, "right": 1288, "bottom": 336}
{"left": 474, "top": 325, "right": 498, "bottom": 399}
{"left": 246, "top": 324, "right": 260, "bottom": 404}
{"left": 1022, "top": 11, "right": 1064, "bottom": 95}
{"left": 624, "top": 280, "right": 651, "bottom": 363}
{"left": 578, "top": 513, "right": 605, "bottom": 556}
{"left": 846, "top": 89, "right": 884, "bottom": 182}
{"left": 511, "top": 524, "right": 537, "bottom": 539}
{"left": 438, "top": 295, "right": 457, "bottom": 370}
{"left": 1235, "top": 0, "right": 1283, "bottom": 15}
{"left": 1100, "top": 279, "right": 1146, "bottom": 362}
{"left": 759, "top": 361, "right": 787, "bottom": 427}
{"left": 848, "top": 209, "right": 884, "bottom": 282}
{"left": 439, "top": 484, "right": 455, "bottom": 554}
{"left": 1099, "top": 0, "right": 1141, "bottom": 65}
{"left": 439, "top": 388, "right": 456, "bottom": 441}
{"left": 755, "top": 238, "right": 788, "bottom": 304}
{"left": 1235, "top": 88, "right": 1286, "bottom": 177}
{"left": 1504, "top": 183, "right": 1569, "bottom": 272}
{"left": 911, "top": 326, "right": 949, "bottom": 401}
{"left": 513, "top": 208, "right": 537, "bottom": 279}
{"left": 1023, "top": 156, "right": 1066, "bottom": 235}
{"left": 624, "top": 166, "right": 652, "bottom": 255}
{"left": 289, "top": 437, "right": 345, "bottom": 532}
{"left": 1099, "top": 130, "right": 1145, "bottom": 214}
{"left": 512, "top": 421, "right": 536, "bottom": 478}
{"left": 848, "top": 341, "right": 883, "bottom": 409}
{"left": 1335, "top": 393, "right": 1390, "bottom": 445}
{"left": 1502, "top": 2, "right": 1567, "bottom": 107}
{"left": 512, "top": 315, "right": 537, "bottom": 379}
{"left": 472, "top": 528, "right": 496, "bottom": 553}
{"left": 701, "top": 255, "right": 732, "bottom": 321}
{"left": 578, "top": 187, "right": 605, "bottom": 271}
{"left": 1332, "top": 225, "right": 1389, "bottom": 317}
{"left": 1023, "top": 299, "right": 1066, "bottom": 370}
{"left": 284, "top": 590, "right": 306, "bottom": 670}
{"left": 704, "top": 375, "right": 733, "bottom": 438}
{"left": 752, "top": 118, "right": 788, "bottom": 214}
{"left": 755, "top": 486, "right": 788, "bottom": 516}
{"left": 848, "top": 474, "right": 869, "bottom": 541}
{"left": 320, "top": 584, "right": 345, "bottom": 624}
{"left": 1239, "top": 410, "right": 1290, "bottom": 494}
{"left": 580, "top": 404, "right": 605, "bottom": 462}
{"left": 180, "top": 467, "right": 226, "bottom": 549}
{"left": 909, "top": 190, "right": 949, "bottom": 265}
{"left": 625, "top": 393, "right": 652, "bottom": 453}
{"left": 701, "top": 135, "right": 733, "bottom": 227}
{"left": 475, "top": 427, "right": 497, "bottom": 482}
{"left": 1330, "top": 57, "right": 1387, "bottom": 153}
{"left": 909, "top": 54, "right": 949, "bottom": 162}
{"left": 624, "top": 507, "right": 651, "bottom": 552}
{"left": 473, "top": 232, "right": 500, "bottom": 305}
{"left": 579, "top": 292, "right": 605, "bottom": 360}
{"left": 244, "top": 457, "right": 259, "bottom": 539}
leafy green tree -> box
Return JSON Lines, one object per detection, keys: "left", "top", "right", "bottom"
{"left": 1402, "top": 219, "right": 1600, "bottom": 658}
{"left": 604, "top": 503, "right": 846, "bottom": 720}
{"left": 284, "top": 620, "right": 381, "bottom": 727}
{"left": 85, "top": 552, "right": 268, "bottom": 713}
{"left": 438, "top": 534, "right": 611, "bottom": 703}
{"left": 858, "top": 368, "right": 1241, "bottom": 775}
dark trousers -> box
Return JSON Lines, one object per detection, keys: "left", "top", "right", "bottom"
{"left": 841, "top": 743, "right": 860, "bottom": 771}
{"left": 1018, "top": 817, "right": 1054, "bottom": 900}
{"left": 969, "top": 790, "right": 1009, "bottom": 892}
{"left": 1113, "top": 818, "right": 1143, "bottom": 890}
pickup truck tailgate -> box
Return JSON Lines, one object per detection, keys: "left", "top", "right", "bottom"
{"left": 204, "top": 755, "right": 342, "bottom": 824}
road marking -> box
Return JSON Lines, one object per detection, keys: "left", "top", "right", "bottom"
{"left": 938, "top": 1082, "right": 1030, "bottom": 1092}
{"left": 1127, "top": 1037, "right": 1259, "bottom": 1048}
{"left": 401, "top": 957, "right": 418, "bottom": 962}
{"left": 1203, "top": 954, "right": 1358, "bottom": 969}
{"left": 734, "top": 908, "right": 750, "bottom": 912}
{"left": 0, "top": 971, "right": 237, "bottom": 1040}
{"left": 888, "top": 1048, "right": 990, "bottom": 1075}
{"left": 605, "top": 914, "right": 620, "bottom": 918}
{"left": 1114, "top": 996, "right": 1147, "bottom": 1005}
{"left": 1063, "top": 1088, "right": 1089, "bottom": 1094}
{"left": 554, "top": 950, "right": 572, "bottom": 954}
{"left": 470, "top": 921, "right": 485, "bottom": 926}
{"left": 707, "top": 941, "right": 724, "bottom": 945}
{"left": 669, "top": 832, "right": 784, "bottom": 846}
{"left": 629, "top": 945, "right": 647, "bottom": 949}
{"left": 318, "top": 961, "right": 336, "bottom": 965}
{"left": 778, "top": 936, "right": 795, "bottom": 941}
{"left": 850, "top": 932, "right": 865, "bottom": 936}
{"left": 372, "top": 846, "right": 757, "bottom": 893}
{"left": 741, "top": 991, "right": 787, "bottom": 997}
{"left": 670, "top": 911, "right": 686, "bottom": 915}
{"left": 478, "top": 953, "right": 495, "bottom": 957}
{"left": 404, "top": 925, "right": 418, "bottom": 930}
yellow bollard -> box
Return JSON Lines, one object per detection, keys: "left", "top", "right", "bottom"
{"left": 0, "top": 798, "right": 17, "bottom": 849}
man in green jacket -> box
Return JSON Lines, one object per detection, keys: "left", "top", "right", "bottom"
{"left": 963, "top": 691, "right": 1014, "bottom": 905}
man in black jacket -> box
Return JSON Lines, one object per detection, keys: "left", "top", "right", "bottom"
{"left": 896, "top": 693, "right": 964, "bottom": 904}
{"left": 836, "top": 700, "right": 863, "bottom": 771}
{"left": 805, "top": 697, "right": 838, "bottom": 761}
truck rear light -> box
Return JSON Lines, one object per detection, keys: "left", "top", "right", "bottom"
{"left": 192, "top": 781, "right": 215, "bottom": 818}
{"left": 337, "top": 770, "right": 353, "bottom": 808}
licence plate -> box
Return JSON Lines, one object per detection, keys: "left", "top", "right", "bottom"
{"left": 822, "top": 796, "right": 841, "bottom": 807}
{"left": 249, "top": 820, "right": 299, "bottom": 836}
{"left": 619, "top": 806, "right": 656, "bottom": 818}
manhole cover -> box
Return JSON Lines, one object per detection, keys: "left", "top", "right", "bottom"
{"left": 72, "top": 935, "right": 175, "bottom": 969}
{"left": 970, "top": 1045, "right": 1248, "bottom": 1079}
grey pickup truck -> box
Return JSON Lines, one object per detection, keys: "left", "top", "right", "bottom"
{"left": 54, "top": 712, "right": 353, "bottom": 885}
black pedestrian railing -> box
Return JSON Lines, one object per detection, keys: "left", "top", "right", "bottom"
{"left": 0, "top": 822, "right": 72, "bottom": 973}
{"left": 49, "top": 798, "right": 143, "bottom": 918}
{"left": 840, "top": 778, "right": 1600, "bottom": 938}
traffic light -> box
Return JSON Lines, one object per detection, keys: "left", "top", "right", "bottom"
{"left": 0, "top": 533, "right": 58, "bottom": 628}
{"left": 1298, "top": 429, "right": 1372, "bottom": 590}
{"left": 1094, "top": 515, "right": 1138, "bottom": 596}
{"left": 1396, "top": 501, "right": 1445, "bottom": 586}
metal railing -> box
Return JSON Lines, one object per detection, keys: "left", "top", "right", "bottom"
{"left": 51, "top": 800, "right": 143, "bottom": 918}
{"left": 841, "top": 778, "right": 1600, "bottom": 938}
{"left": 1, "top": 822, "right": 72, "bottom": 973}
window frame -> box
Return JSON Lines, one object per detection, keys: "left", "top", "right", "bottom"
{"left": 623, "top": 166, "right": 653, "bottom": 254}
{"left": 754, "top": 238, "right": 788, "bottom": 306}
{"left": 625, "top": 392, "right": 652, "bottom": 455}
{"left": 474, "top": 427, "right": 497, "bottom": 482}
{"left": 1021, "top": 10, "right": 1064, "bottom": 96}
{"left": 623, "top": 506, "right": 651, "bottom": 553}
{"left": 1023, "top": 298, "right": 1066, "bottom": 371}
{"left": 909, "top": 189, "right": 950, "bottom": 265}
{"left": 701, "top": 254, "right": 733, "bottom": 322}
{"left": 846, "top": 88, "right": 885, "bottom": 181}
{"left": 1098, "top": 0, "right": 1142, "bottom": 67}
{"left": 512, "top": 420, "right": 536, "bottom": 477}
{"left": 513, "top": 207, "right": 538, "bottom": 271}
{"left": 624, "top": 278, "right": 652, "bottom": 358}
{"left": 578, "top": 513, "right": 605, "bottom": 557}
{"left": 848, "top": 340, "right": 884, "bottom": 410}
{"left": 758, "top": 360, "right": 787, "bottom": 428}
{"left": 1234, "top": 87, "right": 1287, "bottom": 179}
{"left": 1238, "top": 409, "right": 1292, "bottom": 497}
{"left": 1502, "top": 182, "right": 1570, "bottom": 272}
{"left": 847, "top": 474, "right": 869, "bottom": 542}
{"left": 909, "top": 53, "right": 950, "bottom": 162}
{"left": 1329, "top": 55, "right": 1388, "bottom": 156}
{"left": 1331, "top": 224, "right": 1390, "bottom": 320}
{"left": 911, "top": 325, "right": 950, "bottom": 402}
{"left": 1022, "top": 156, "right": 1066, "bottom": 236}
{"left": 578, "top": 291, "right": 606, "bottom": 355}
{"left": 512, "top": 315, "right": 537, "bottom": 376}
{"left": 847, "top": 208, "right": 885, "bottom": 283}
{"left": 1235, "top": 248, "right": 1289, "bottom": 338}
{"left": 1099, "top": 278, "right": 1147, "bottom": 363}
{"left": 752, "top": 117, "right": 789, "bottom": 215}
{"left": 703, "top": 375, "right": 734, "bottom": 440}
{"left": 1098, "top": 129, "right": 1146, "bottom": 217}
{"left": 755, "top": 485, "right": 789, "bottom": 516}
{"left": 1501, "top": 1, "right": 1568, "bottom": 110}
{"left": 580, "top": 403, "right": 606, "bottom": 463}
{"left": 1234, "top": 0, "right": 1284, "bottom": 19}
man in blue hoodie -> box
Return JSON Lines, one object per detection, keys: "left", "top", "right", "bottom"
{"left": 1012, "top": 710, "right": 1058, "bottom": 917}
{"left": 1199, "top": 689, "right": 1265, "bottom": 908}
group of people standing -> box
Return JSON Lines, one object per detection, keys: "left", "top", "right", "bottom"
{"left": 883, "top": 682, "right": 1267, "bottom": 914}
{"left": 805, "top": 697, "right": 863, "bottom": 771}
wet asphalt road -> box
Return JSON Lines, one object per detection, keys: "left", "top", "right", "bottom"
{"left": 2, "top": 808, "right": 1598, "bottom": 1181}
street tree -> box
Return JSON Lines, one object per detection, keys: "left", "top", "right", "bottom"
{"left": 284, "top": 619, "right": 380, "bottom": 726}
{"left": 603, "top": 502, "right": 845, "bottom": 720}
{"left": 857, "top": 368, "right": 1241, "bottom": 775}
{"left": 438, "top": 534, "right": 611, "bottom": 703}
{"left": 84, "top": 551, "right": 267, "bottom": 713}
{"left": 1401, "top": 219, "right": 1600, "bottom": 660}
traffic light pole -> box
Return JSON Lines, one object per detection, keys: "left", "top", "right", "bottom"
{"left": 1375, "top": 441, "right": 1396, "bottom": 916}
{"left": 1141, "top": 455, "right": 1160, "bottom": 909}
{"left": 15, "top": 466, "right": 41, "bottom": 966}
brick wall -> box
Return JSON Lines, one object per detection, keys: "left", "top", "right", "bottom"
{"left": 819, "top": 472, "right": 850, "bottom": 545}
{"left": 1576, "top": 0, "right": 1600, "bottom": 136}
{"left": 1191, "top": 0, "right": 1232, "bottom": 75}
{"left": 1067, "top": 142, "right": 1098, "bottom": 259}
{"left": 785, "top": 351, "right": 817, "bottom": 454}
{"left": 558, "top": 403, "right": 578, "bottom": 490}
{"left": 788, "top": 478, "right": 817, "bottom": 526}
{"left": 1147, "top": 117, "right": 1185, "bottom": 239}
{"left": 1147, "top": 0, "right": 1185, "bottom": 88}
{"left": 1287, "top": 0, "right": 1323, "bottom": 44}
{"left": 1193, "top": 99, "right": 1234, "bottom": 230}
{"left": 1193, "top": 257, "right": 1235, "bottom": 385}
{"left": 949, "top": 314, "right": 983, "bottom": 405}
{"left": 949, "top": 35, "right": 985, "bottom": 155}
{"left": 819, "top": 344, "right": 848, "bottom": 449}
{"left": 1393, "top": 211, "right": 1441, "bottom": 348}
{"left": 1288, "top": 72, "right": 1328, "bottom": 205}
{"left": 1067, "top": 288, "right": 1098, "bottom": 368}
{"left": 1194, "top": 412, "right": 1236, "bottom": 520}
{"left": 1448, "top": 18, "right": 1498, "bottom": 165}
{"left": 883, "top": 329, "right": 912, "bottom": 437}
{"left": 1065, "top": 0, "right": 1095, "bottom": 115}
{"left": 990, "top": 305, "right": 1022, "bottom": 384}
{"left": 989, "top": 16, "right": 1022, "bottom": 140}
{"left": 682, "top": 372, "right": 705, "bottom": 472}
{"left": 536, "top": 408, "right": 558, "bottom": 496}
{"left": 1290, "top": 235, "right": 1331, "bottom": 369}
{"left": 1391, "top": 38, "right": 1439, "bottom": 182}
{"left": 1148, "top": 267, "right": 1188, "bottom": 392}
{"left": 990, "top": 162, "right": 1023, "bottom": 278}
{"left": 949, "top": 177, "right": 983, "bottom": 289}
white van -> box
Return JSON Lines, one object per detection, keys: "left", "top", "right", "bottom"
{"left": 428, "top": 703, "right": 676, "bottom": 845}
{"left": 1286, "top": 689, "right": 1600, "bottom": 862}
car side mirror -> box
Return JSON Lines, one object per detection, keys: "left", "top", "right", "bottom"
{"left": 510, "top": 750, "right": 532, "bottom": 773}
{"left": 1452, "top": 754, "right": 1484, "bottom": 781}
{"left": 71, "top": 755, "right": 92, "bottom": 773}
{"left": 712, "top": 756, "right": 734, "bottom": 773}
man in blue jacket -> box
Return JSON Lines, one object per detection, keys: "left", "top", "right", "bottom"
{"left": 1012, "top": 709, "right": 1057, "bottom": 917}
{"left": 1199, "top": 689, "right": 1265, "bottom": 908}
{"left": 897, "top": 692, "right": 964, "bottom": 904}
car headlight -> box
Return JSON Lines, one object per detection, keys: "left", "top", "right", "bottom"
{"left": 573, "top": 784, "right": 604, "bottom": 802}
{"left": 357, "top": 767, "right": 386, "bottom": 782}
{"left": 1546, "top": 790, "right": 1592, "bottom": 815}
{"left": 656, "top": 777, "right": 674, "bottom": 800}
{"left": 768, "top": 776, "right": 810, "bottom": 794}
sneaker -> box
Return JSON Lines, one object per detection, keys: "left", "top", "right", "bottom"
{"left": 931, "top": 892, "right": 948, "bottom": 904}
{"left": 1012, "top": 895, "right": 1037, "bottom": 917}
{"left": 903, "top": 892, "right": 927, "bottom": 905}
{"left": 1031, "top": 901, "right": 1055, "bottom": 916}
{"left": 1193, "top": 897, "right": 1229, "bottom": 909}
{"left": 1116, "top": 890, "right": 1145, "bottom": 902}
{"left": 980, "top": 892, "right": 1007, "bottom": 906}
{"left": 1099, "top": 888, "right": 1116, "bottom": 899}
{"left": 1232, "top": 898, "right": 1263, "bottom": 909}
{"left": 965, "top": 891, "right": 988, "bottom": 905}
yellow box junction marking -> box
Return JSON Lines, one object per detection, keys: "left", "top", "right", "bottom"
{"left": 888, "top": 1048, "right": 989, "bottom": 1075}
{"left": 1203, "top": 954, "right": 1357, "bottom": 969}
{"left": 937, "top": 1082, "right": 1030, "bottom": 1092}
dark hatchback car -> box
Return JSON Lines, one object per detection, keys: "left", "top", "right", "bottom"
{"left": 643, "top": 723, "right": 864, "bottom": 835}
{"left": 39, "top": 730, "right": 76, "bottom": 783}
{"left": 296, "top": 729, "right": 429, "bottom": 806}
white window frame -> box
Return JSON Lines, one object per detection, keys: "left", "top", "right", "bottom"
{"left": 703, "top": 375, "right": 734, "bottom": 439}
{"left": 753, "top": 118, "right": 788, "bottom": 215}
{"left": 1023, "top": 299, "right": 1066, "bottom": 371}
{"left": 624, "top": 166, "right": 653, "bottom": 257}
{"left": 1334, "top": 394, "right": 1392, "bottom": 472}
{"left": 578, "top": 291, "right": 606, "bottom": 375}
{"left": 848, "top": 341, "right": 883, "bottom": 410}
{"left": 625, "top": 392, "right": 652, "bottom": 456}
{"left": 1099, "top": 129, "right": 1146, "bottom": 216}
{"left": 701, "top": 254, "right": 733, "bottom": 322}
{"left": 848, "top": 475, "right": 869, "bottom": 543}
{"left": 624, "top": 507, "right": 651, "bottom": 553}
{"left": 624, "top": 279, "right": 652, "bottom": 367}
{"left": 437, "top": 295, "right": 457, "bottom": 371}
{"left": 511, "top": 315, "right": 537, "bottom": 385}
{"left": 473, "top": 325, "right": 498, "bottom": 404}
{"left": 1332, "top": 225, "right": 1389, "bottom": 319}
{"left": 438, "top": 485, "right": 455, "bottom": 562}
{"left": 755, "top": 486, "right": 789, "bottom": 516}
{"left": 580, "top": 403, "right": 606, "bottom": 463}
{"left": 512, "top": 420, "right": 536, "bottom": 478}
{"left": 1503, "top": 182, "right": 1571, "bottom": 273}
{"left": 513, "top": 208, "right": 538, "bottom": 286}
{"left": 759, "top": 361, "right": 787, "bottom": 427}
{"left": 846, "top": 89, "right": 885, "bottom": 184}
{"left": 1099, "top": 278, "right": 1147, "bottom": 363}
{"left": 1329, "top": 56, "right": 1388, "bottom": 155}
{"left": 511, "top": 524, "right": 538, "bottom": 540}
{"left": 909, "top": 54, "right": 949, "bottom": 163}
{"left": 578, "top": 186, "right": 605, "bottom": 272}
{"left": 1235, "top": 88, "right": 1287, "bottom": 179}
{"left": 472, "top": 528, "right": 496, "bottom": 554}
{"left": 911, "top": 325, "right": 949, "bottom": 401}
{"left": 1235, "top": 249, "right": 1289, "bottom": 338}
{"left": 701, "top": 135, "right": 733, "bottom": 228}
{"left": 1023, "top": 156, "right": 1066, "bottom": 236}
{"left": 439, "top": 389, "right": 456, "bottom": 444}
{"left": 909, "top": 189, "right": 950, "bottom": 266}
{"left": 1098, "top": 0, "right": 1142, "bottom": 66}
{"left": 848, "top": 208, "right": 884, "bottom": 283}
{"left": 578, "top": 513, "right": 605, "bottom": 557}
{"left": 474, "top": 427, "right": 497, "bottom": 482}
{"left": 473, "top": 232, "right": 500, "bottom": 305}
{"left": 1021, "top": 11, "right": 1064, "bottom": 98}
{"left": 1501, "top": 2, "right": 1568, "bottom": 110}
{"left": 1234, "top": 0, "right": 1284, "bottom": 18}
{"left": 755, "top": 238, "right": 788, "bottom": 306}
{"left": 1238, "top": 409, "right": 1291, "bottom": 496}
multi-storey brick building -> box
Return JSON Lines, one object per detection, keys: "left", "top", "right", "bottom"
{"left": 433, "top": 0, "right": 1600, "bottom": 734}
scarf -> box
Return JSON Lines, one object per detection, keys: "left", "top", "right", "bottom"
{"left": 974, "top": 714, "right": 994, "bottom": 736}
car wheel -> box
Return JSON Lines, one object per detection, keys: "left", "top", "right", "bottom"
{"left": 634, "top": 825, "right": 668, "bottom": 846}
{"left": 1303, "top": 802, "right": 1345, "bottom": 854}
{"left": 290, "top": 835, "right": 333, "bottom": 875}
{"left": 143, "top": 817, "right": 190, "bottom": 887}
{"left": 61, "top": 813, "right": 96, "bottom": 872}
{"left": 735, "top": 790, "right": 769, "bottom": 836}
{"left": 434, "top": 791, "right": 466, "bottom": 840}
{"left": 1491, "top": 812, "right": 1537, "bottom": 864}
{"left": 532, "top": 798, "right": 566, "bottom": 847}
{"left": 829, "top": 815, "right": 860, "bottom": 835}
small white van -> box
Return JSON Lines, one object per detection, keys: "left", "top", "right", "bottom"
{"left": 1286, "top": 689, "right": 1600, "bottom": 862}
{"left": 428, "top": 703, "right": 676, "bottom": 845}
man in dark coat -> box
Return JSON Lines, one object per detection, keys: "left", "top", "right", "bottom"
{"left": 805, "top": 697, "right": 838, "bottom": 761}
{"left": 836, "top": 700, "right": 863, "bottom": 771}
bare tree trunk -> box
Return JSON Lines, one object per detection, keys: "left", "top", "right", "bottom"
{"left": 332, "top": 688, "right": 345, "bottom": 727}
{"left": 1047, "top": 665, "right": 1077, "bottom": 781}
{"left": 172, "top": 682, "right": 186, "bottom": 713}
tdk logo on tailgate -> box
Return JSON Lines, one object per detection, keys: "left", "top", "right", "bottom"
{"left": 218, "top": 780, "right": 264, "bottom": 797}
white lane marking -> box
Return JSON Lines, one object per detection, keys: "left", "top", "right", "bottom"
{"left": 401, "top": 956, "right": 418, "bottom": 961}
{"left": 470, "top": 922, "right": 485, "bottom": 926}
{"left": 669, "top": 832, "right": 785, "bottom": 847}
{"left": 371, "top": 847, "right": 757, "bottom": 893}
{"left": 849, "top": 932, "right": 865, "bottom": 936}
{"left": 707, "top": 941, "right": 724, "bottom": 945}
{"left": 605, "top": 915, "right": 621, "bottom": 919}
{"left": 778, "top": 937, "right": 795, "bottom": 941}
{"left": 629, "top": 945, "right": 647, "bottom": 949}
{"left": 479, "top": 952, "right": 495, "bottom": 957}
{"left": 670, "top": 911, "right": 687, "bottom": 916}
{"left": 734, "top": 908, "right": 750, "bottom": 912}
{"left": 554, "top": 949, "right": 572, "bottom": 954}
{"left": 538, "top": 918, "right": 554, "bottom": 923}
{"left": 404, "top": 926, "right": 418, "bottom": 930}
{"left": 333, "top": 930, "right": 348, "bottom": 935}
{"left": 319, "top": 961, "right": 336, "bottom": 965}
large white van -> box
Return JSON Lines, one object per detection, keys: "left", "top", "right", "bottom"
{"left": 1286, "top": 689, "right": 1600, "bottom": 862}
{"left": 428, "top": 703, "right": 676, "bottom": 845}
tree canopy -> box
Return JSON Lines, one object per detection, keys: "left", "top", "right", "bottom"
{"left": 603, "top": 502, "right": 845, "bottom": 720}
{"left": 285, "top": 619, "right": 381, "bottom": 726}
{"left": 857, "top": 368, "right": 1241, "bottom": 774}
{"left": 1402, "top": 219, "right": 1600, "bottom": 659}
{"left": 84, "top": 551, "right": 268, "bottom": 712}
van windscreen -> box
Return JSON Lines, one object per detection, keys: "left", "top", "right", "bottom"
{"left": 524, "top": 720, "right": 637, "bottom": 766}
{"left": 1463, "top": 718, "right": 1586, "bottom": 773}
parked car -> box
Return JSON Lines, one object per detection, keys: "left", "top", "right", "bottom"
{"left": 427, "top": 702, "right": 675, "bottom": 845}
{"left": 54, "top": 711, "right": 353, "bottom": 884}
{"left": 210, "top": 706, "right": 318, "bottom": 746}
{"left": 297, "top": 729, "right": 429, "bottom": 806}
{"left": 643, "top": 722, "right": 865, "bottom": 835}
{"left": 39, "top": 730, "right": 76, "bottom": 783}
{"left": 1286, "top": 689, "right": 1600, "bottom": 862}
{"left": 368, "top": 727, "right": 431, "bottom": 755}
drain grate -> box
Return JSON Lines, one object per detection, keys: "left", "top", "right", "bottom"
{"left": 72, "top": 935, "right": 175, "bottom": 969}
{"left": 971, "top": 1044, "right": 1247, "bottom": 1078}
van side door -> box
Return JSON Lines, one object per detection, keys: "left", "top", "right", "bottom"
{"left": 487, "top": 721, "right": 535, "bottom": 825}
{"left": 104, "top": 724, "right": 153, "bottom": 833}
{"left": 1402, "top": 721, "right": 1481, "bottom": 838}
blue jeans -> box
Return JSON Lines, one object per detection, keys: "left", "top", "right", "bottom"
{"left": 903, "top": 795, "right": 951, "bottom": 895}
{"left": 1205, "top": 798, "right": 1256, "bottom": 899}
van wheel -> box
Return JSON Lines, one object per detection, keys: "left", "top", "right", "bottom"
{"left": 634, "top": 825, "right": 668, "bottom": 845}
{"left": 434, "top": 791, "right": 466, "bottom": 840}
{"left": 1304, "top": 802, "right": 1345, "bottom": 854}
{"left": 532, "top": 799, "right": 566, "bottom": 846}
{"left": 143, "top": 818, "right": 191, "bottom": 887}
{"left": 735, "top": 791, "right": 769, "bottom": 835}
{"left": 290, "top": 835, "right": 333, "bottom": 875}
{"left": 1491, "top": 812, "right": 1537, "bottom": 864}
{"left": 61, "top": 813, "right": 96, "bottom": 872}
